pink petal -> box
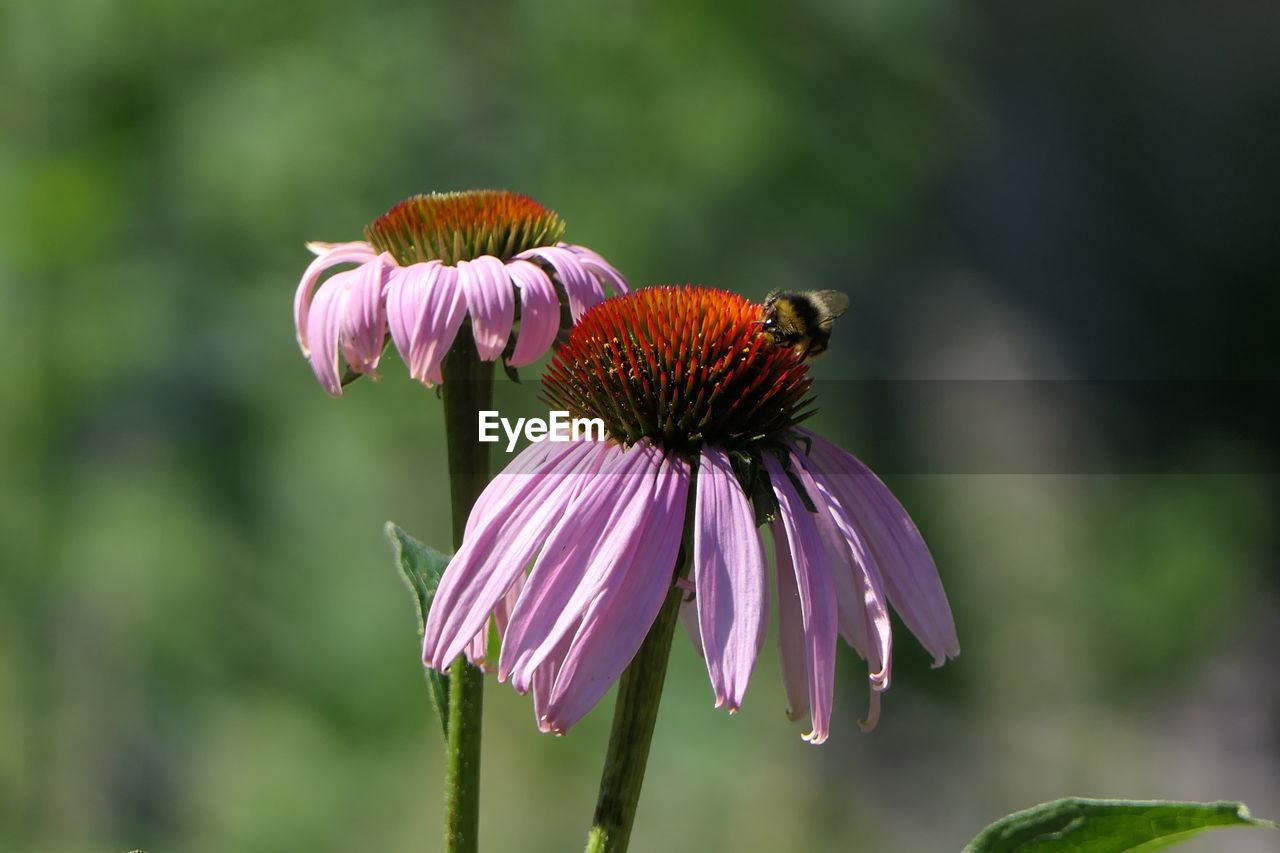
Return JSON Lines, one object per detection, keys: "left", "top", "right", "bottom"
{"left": 514, "top": 245, "right": 602, "bottom": 320}
{"left": 383, "top": 263, "right": 428, "bottom": 372}
{"left": 422, "top": 440, "right": 610, "bottom": 670}
{"left": 493, "top": 571, "right": 526, "bottom": 640}
{"left": 764, "top": 454, "right": 837, "bottom": 745}
{"left": 500, "top": 442, "right": 659, "bottom": 690}
{"left": 304, "top": 268, "right": 356, "bottom": 396}
{"left": 385, "top": 262, "right": 467, "bottom": 386}
{"left": 798, "top": 450, "right": 890, "bottom": 676}
{"left": 465, "top": 626, "right": 491, "bottom": 671}
{"left": 457, "top": 256, "right": 516, "bottom": 361}
{"left": 420, "top": 264, "right": 467, "bottom": 386}
{"left": 562, "top": 243, "right": 631, "bottom": 296}
{"left": 530, "top": 620, "right": 578, "bottom": 725}
{"left": 467, "top": 572, "right": 527, "bottom": 673}
{"left": 694, "top": 446, "right": 767, "bottom": 712}
{"left": 338, "top": 252, "right": 391, "bottom": 377}
{"left": 539, "top": 448, "right": 690, "bottom": 733}
{"left": 800, "top": 430, "right": 959, "bottom": 665}
{"left": 506, "top": 259, "right": 561, "bottom": 368}
{"left": 791, "top": 448, "right": 893, "bottom": 726}
{"left": 294, "top": 241, "right": 377, "bottom": 355}
{"left": 772, "top": 522, "right": 810, "bottom": 725}
{"left": 464, "top": 438, "right": 563, "bottom": 541}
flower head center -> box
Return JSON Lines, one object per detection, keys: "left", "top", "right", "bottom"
{"left": 542, "top": 287, "right": 815, "bottom": 453}
{"left": 364, "top": 190, "right": 566, "bottom": 266}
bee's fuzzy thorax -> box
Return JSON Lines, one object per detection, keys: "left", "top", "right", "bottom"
{"left": 761, "top": 289, "right": 848, "bottom": 359}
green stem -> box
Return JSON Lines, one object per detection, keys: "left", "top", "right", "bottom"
{"left": 583, "top": 537, "right": 692, "bottom": 853}
{"left": 440, "top": 335, "right": 494, "bottom": 853}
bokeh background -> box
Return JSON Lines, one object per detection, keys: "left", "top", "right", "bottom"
{"left": 3, "top": 1, "right": 1278, "bottom": 851}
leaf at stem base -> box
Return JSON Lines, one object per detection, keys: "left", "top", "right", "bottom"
{"left": 386, "top": 521, "right": 452, "bottom": 737}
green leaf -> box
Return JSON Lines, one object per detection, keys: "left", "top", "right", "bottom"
{"left": 385, "top": 521, "right": 452, "bottom": 737}
{"left": 963, "top": 798, "right": 1275, "bottom": 853}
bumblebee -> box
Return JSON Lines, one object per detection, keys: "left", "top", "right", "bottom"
{"left": 760, "top": 289, "right": 850, "bottom": 359}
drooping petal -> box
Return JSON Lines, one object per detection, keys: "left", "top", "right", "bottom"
{"left": 385, "top": 262, "right": 467, "bottom": 387}
{"left": 304, "top": 267, "right": 358, "bottom": 396}
{"left": 463, "top": 438, "right": 563, "bottom": 541}
{"left": 821, "top": 503, "right": 893, "bottom": 692}
{"left": 464, "top": 626, "right": 490, "bottom": 671}
{"left": 383, "top": 262, "right": 429, "bottom": 373}
{"left": 515, "top": 245, "right": 603, "bottom": 320}
{"left": 530, "top": 619, "right": 578, "bottom": 724}
{"left": 337, "top": 252, "right": 390, "bottom": 377}
{"left": 694, "top": 446, "right": 767, "bottom": 712}
{"left": 417, "top": 264, "right": 467, "bottom": 386}
{"left": 295, "top": 241, "right": 378, "bottom": 354}
{"left": 500, "top": 442, "right": 661, "bottom": 691}
{"left": 466, "top": 572, "right": 526, "bottom": 673}
{"left": 562, "top": 243, "right": 630, "bottom": 296}
{"left": 539, "top": 448, "right": 690, "bottom": 733}
{"left": 493, "top": 571, "right": 526, "bottom": 640}
{"left": 791, "top": 448, "right": 893, "bottom": 726}
{"left": 506, "top": 259, "right": 561, "bottom": 368}
{"left": 457, "top": 255, "right": 516, "bottom": 361}
{"left": 764, "top": 454, "right": 837, "bottom": 745}
{"left": 772, "top": 522, "right": 810, "bottom": 725}
{"left": 787, "top": 449, "right": 888, "bottom": 661}
{"left": 800, "top": 429, "right": 959, "bottom": 665}
{"left": 422, "top": 440, "right": 610, "bottom": 670}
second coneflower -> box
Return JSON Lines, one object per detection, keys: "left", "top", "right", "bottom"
{"left": 294, "top": 190, "right": 628, "bottom": 395}
{"left": 422, "top": 286, "right": 958, "bottom": 743}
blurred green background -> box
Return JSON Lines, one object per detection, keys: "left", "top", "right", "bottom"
{"left": 3, "top": 0, "right": 1278, "bottom": 851}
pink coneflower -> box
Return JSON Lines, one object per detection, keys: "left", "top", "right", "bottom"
{"left": 293, "top": 190, "right": 628, "bottom": 395}
{"left": 422, "top": 287, "right": 958, "bottom": 743}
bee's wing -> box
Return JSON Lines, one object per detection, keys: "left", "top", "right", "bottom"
{"left": 813, "top": 290, "right": 850, "bottom": 325}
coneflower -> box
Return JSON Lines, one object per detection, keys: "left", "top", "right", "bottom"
{"left": 423, "top": 286, "right": 958, "bottom": 743}
{"left": 293, "top": 190, "right": 627, "bottom": 394}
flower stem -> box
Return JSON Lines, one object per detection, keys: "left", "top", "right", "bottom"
{"left": 439, "top": 335, "right": 494, "bottom": 853}
{"left": 583, "top": 541, "right": 691, "bottom": 853}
